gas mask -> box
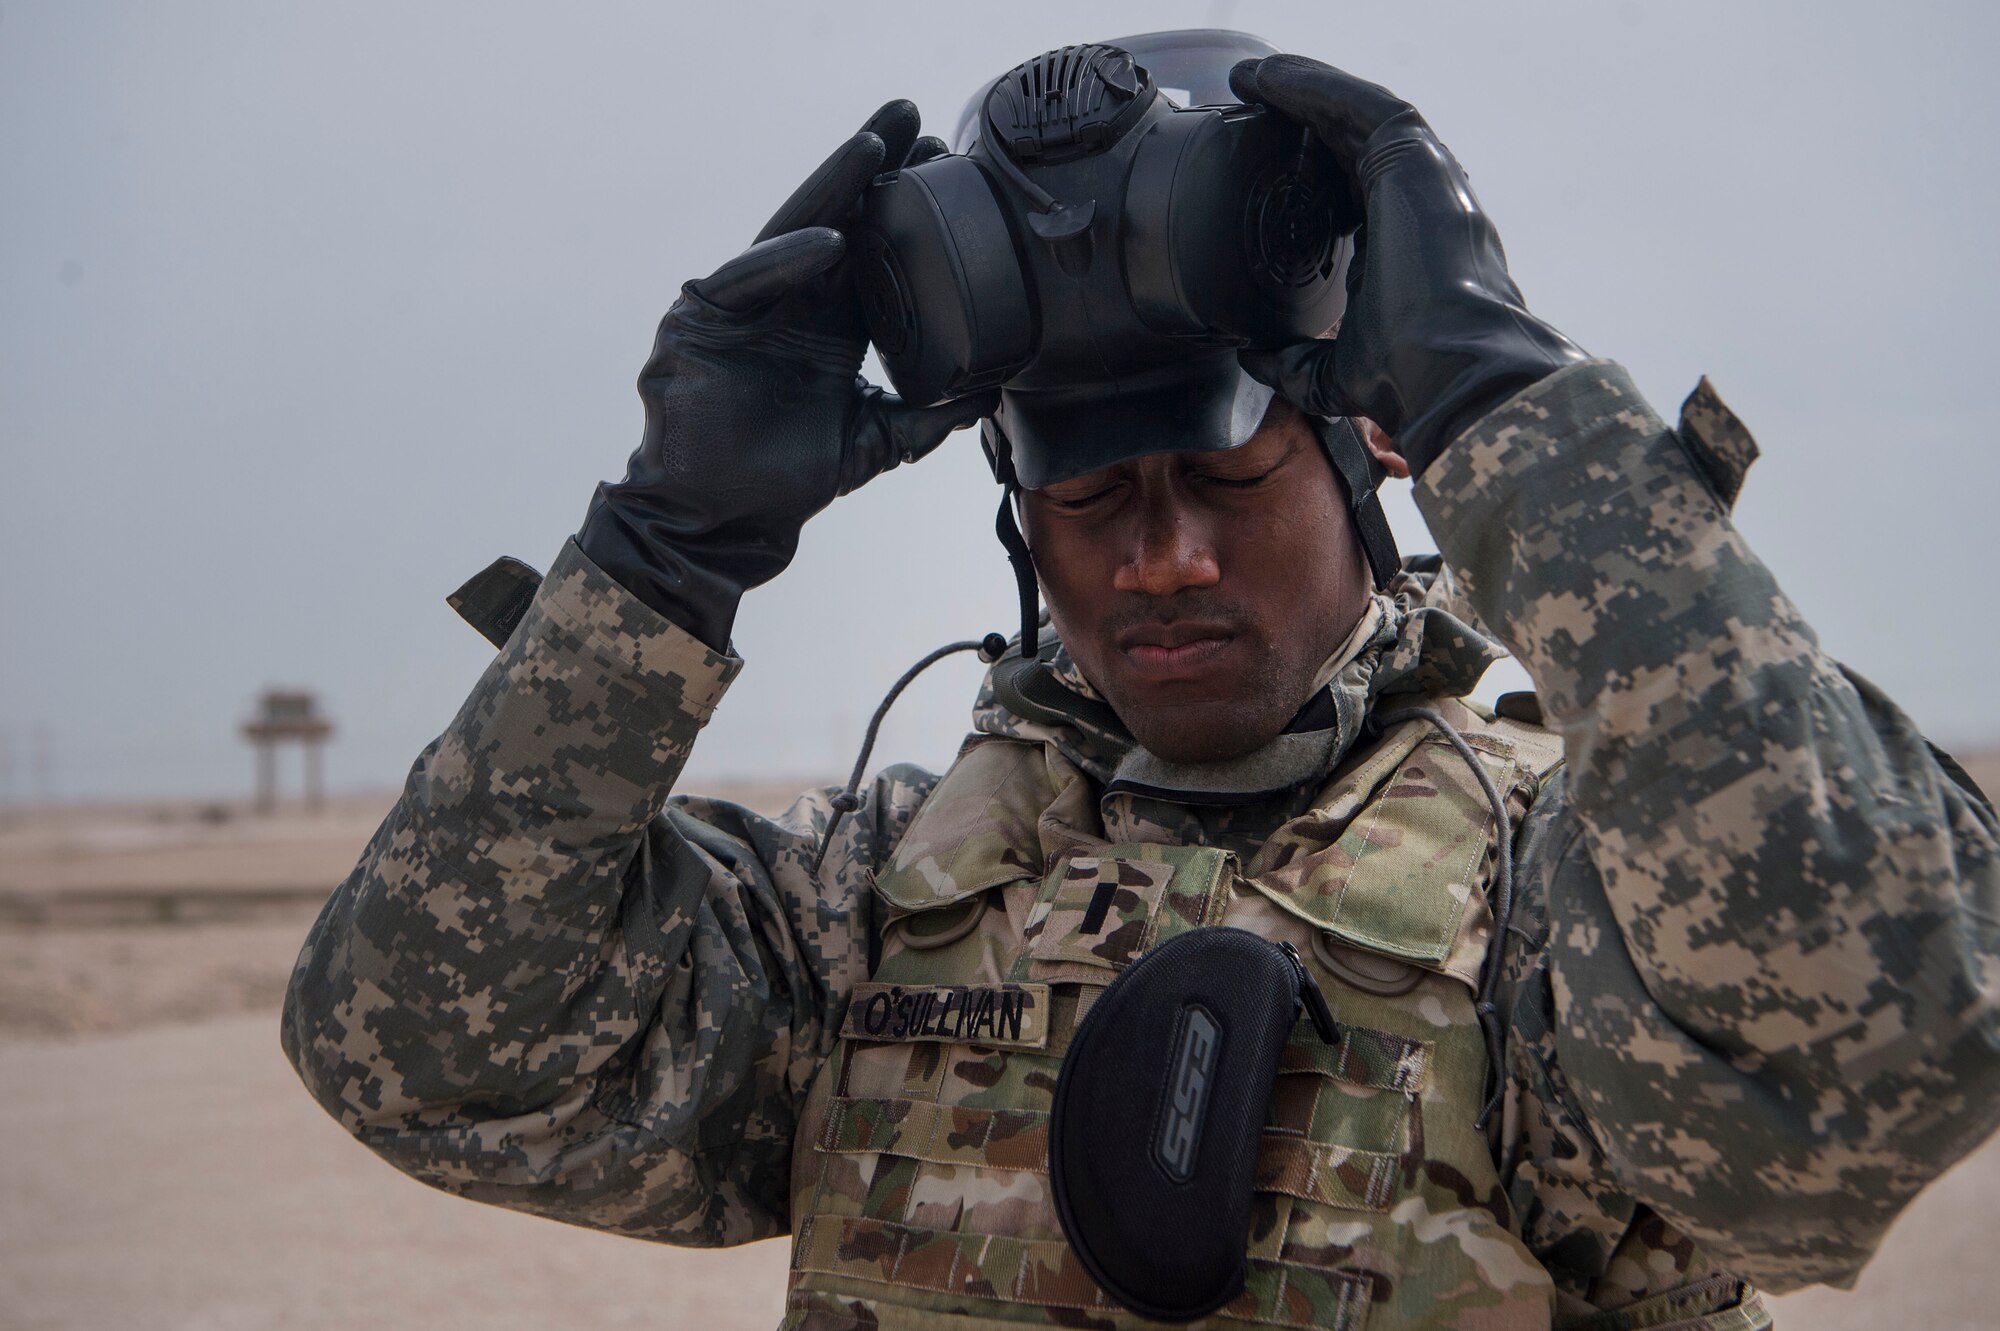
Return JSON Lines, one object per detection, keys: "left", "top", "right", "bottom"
{"left": 855, "top": 31, "right": 1397, "bottom": 657}
{"left": 859, "top": 30, "right": 1355, "bottom": 487}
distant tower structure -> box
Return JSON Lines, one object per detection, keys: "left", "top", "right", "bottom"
{"left": 241, "top": 689, "right": 333, "bottom": 814}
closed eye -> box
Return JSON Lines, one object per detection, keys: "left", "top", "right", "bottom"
{"left": 1045, "top": 483, "right": 1122, "bottom": 510}
{"left": 1196, "top": 468, "right": 1276, "bottom": 489}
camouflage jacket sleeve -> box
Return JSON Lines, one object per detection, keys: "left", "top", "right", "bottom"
{"left": 280, "top": 539, "right": 936, "bottom": 1246}
{"left": 1413, "top": 361, "right": 2000, "bottom": 1291}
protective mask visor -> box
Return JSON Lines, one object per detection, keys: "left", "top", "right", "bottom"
{"left": 994, "top": 354, "right": 1275, "bottom": 489}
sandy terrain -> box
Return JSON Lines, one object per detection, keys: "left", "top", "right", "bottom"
{"left": 2, "top": 759, "right": 1996, "bottom": 1329}
{"left": 0, "top": 784, "right": 801, "bottom": 1037}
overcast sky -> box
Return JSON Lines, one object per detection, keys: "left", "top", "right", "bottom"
{"left": 3, "top": 1, "right": 1997, "bottom": 804}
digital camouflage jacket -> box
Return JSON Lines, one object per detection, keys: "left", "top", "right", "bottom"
{"left": 283, "top": 361, "right": 2000, "bottom": 1328}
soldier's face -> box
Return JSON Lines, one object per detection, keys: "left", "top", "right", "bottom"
{"left": 1021, "top": 400, "right": 1374, "bottom": 765}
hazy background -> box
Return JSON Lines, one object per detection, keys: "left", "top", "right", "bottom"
{"left": 4, "top": 0, "right": 1997, "bottom": 805}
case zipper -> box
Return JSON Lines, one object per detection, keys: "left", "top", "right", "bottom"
{"left": 1280, "top": 940, "right": 1340, "bottom": 1045}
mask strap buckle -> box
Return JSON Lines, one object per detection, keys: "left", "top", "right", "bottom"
{"left": 984, "top": 417, "right": 1043, "bottom": 660}
{"left": 1317, "top": 417, "right": 1401, "bottom": 589}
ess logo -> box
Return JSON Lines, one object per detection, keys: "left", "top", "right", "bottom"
{"left": 1153, "top": 1003, "right": 1221, "bottom": 1183}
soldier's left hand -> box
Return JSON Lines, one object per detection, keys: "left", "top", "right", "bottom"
{"left": 1229, "top": 55, "right": 1585, "bottom": 477}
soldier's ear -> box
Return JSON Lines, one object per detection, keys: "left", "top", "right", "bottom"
{"left": 1356, "top": 417, "right": 1410, "bottom": 479}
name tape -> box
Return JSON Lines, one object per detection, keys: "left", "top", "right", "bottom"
{"left": 841, "top": 982, "right": 1050, "bottom": 1050}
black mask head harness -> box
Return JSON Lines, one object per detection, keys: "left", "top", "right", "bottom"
{"left": 856, "top": 30, "right": 1398, "bottom": 656}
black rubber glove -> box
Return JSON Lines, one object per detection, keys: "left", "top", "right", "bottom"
{"left": 1228, "top": 56, "right": 1586, "bottom": 477}
{"left": 578, "top": 102, "right": 993, "bottom": 651}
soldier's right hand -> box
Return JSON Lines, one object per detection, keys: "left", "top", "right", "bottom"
{"left": 577, "top": 101, "right": 997, "bottom": 651}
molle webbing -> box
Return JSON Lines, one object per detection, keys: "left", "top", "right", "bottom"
{"left": 793, "top": 1215, "right": 1374, "bottom": 1331}
{"left": 822, "top": 1095, "right": 1407, "bottom": 1217}
{"left": 786, "top": 709, "right": 1567, "bottom": 1330}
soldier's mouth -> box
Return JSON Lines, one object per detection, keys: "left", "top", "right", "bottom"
{"left": 1121, "top": 634, "right": 1235, "bottom": 680}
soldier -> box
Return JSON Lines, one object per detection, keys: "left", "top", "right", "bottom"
{"left": 283, "top": 33, "right": 1999, "bottom": 1331}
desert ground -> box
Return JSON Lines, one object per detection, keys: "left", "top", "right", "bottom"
{"left": 2, "top": 762, "right": 1996, "bottom": 1330}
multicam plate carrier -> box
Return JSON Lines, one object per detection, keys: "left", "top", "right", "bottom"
{"left": 785, "top": 704, "right": 1612, "bottom": 1330}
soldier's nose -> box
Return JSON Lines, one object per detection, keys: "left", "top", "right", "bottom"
{"left": 1113, "top": 504, "right": 1221, "bottom": 597}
